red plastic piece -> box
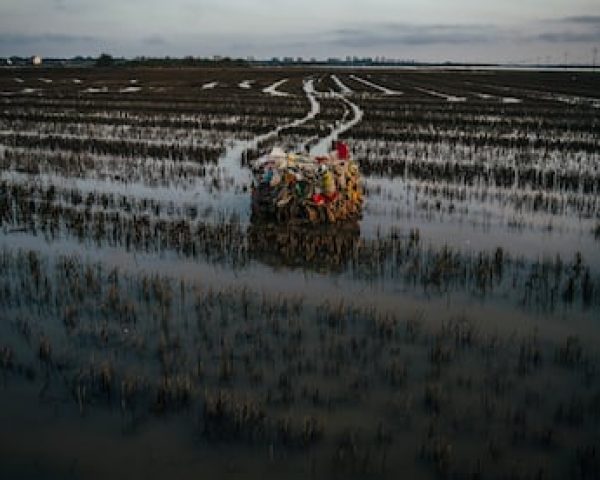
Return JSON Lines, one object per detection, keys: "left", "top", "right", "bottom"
{"left": 336, "top": 142, "right": 349, "bottom": 160}
{"left": 311, "top": 194, "right": 325, "bottom": 205}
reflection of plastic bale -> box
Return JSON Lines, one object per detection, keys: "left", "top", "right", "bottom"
{"left": 247, "top": 221, "right": 361, "bottom": 273}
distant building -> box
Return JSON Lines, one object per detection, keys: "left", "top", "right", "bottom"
{"left": 32, "top": 55, "right": 42, "bottom": 66}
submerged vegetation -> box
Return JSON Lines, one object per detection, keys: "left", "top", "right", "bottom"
{"left": 0, "top": 66, "right": 599, "bottom": 479}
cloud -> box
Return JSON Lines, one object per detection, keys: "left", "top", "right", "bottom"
{"left": 142, "top": 34, "right": 168, "bottom": 45}
{"left": 0, "top": 33, "right": 97, "bottom": 45}
{"left": 538, "top": 14, "right": 600, "bottom": 42}
{"left": 0, "top": 33, "right": 99, "bottom": 56}
{"left": 329, "top": 23, "right": 500, "bottom": 48}
{"left": 51, "top": 0, "right": 67, "bottom": 11}
{"left": 560, "top": 15, "right": 600, "bottom": 24}
{"left": 536, "top": 30, "right": 600, "bottom": 42}
{"left": 49, "top": 0, "right": 90, "bottom": 13}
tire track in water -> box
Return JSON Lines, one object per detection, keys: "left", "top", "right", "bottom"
{"left": 331, "top": 74, "right": 353, "bottom": 95}
{"left": 222, "top": 75, "right": 363, "bottom": 168}
{"left": 219, "top": 78, "right": 321, "bottom": 182}
{"left": 262, "top": 79, "right": 290, "bottom": 97}
{"left": 414, "top": 87, "right": 466, "bottom": 103}
{"left": 309, "top": 91, "right": 364, "bottom": 155}
{"left": 349, "top": 74, "right": 402, "bottom": 95}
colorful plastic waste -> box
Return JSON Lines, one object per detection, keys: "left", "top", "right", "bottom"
{"left": 251, "top": 142, "right": 363, "bottom": 224}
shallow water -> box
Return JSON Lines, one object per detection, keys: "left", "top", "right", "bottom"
{"left": 1, "top": 67, "right": 599, "bottom": 479}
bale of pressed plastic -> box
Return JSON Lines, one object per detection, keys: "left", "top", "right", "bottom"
{"left": 251, "top": 145, "right": 363, "bottom": 225}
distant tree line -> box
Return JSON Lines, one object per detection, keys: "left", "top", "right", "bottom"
{"left": 95, "top": 54, "right": 249, "bottom": 68}
{"left": 0, "top": 53, "right": 249, "bottom": 68}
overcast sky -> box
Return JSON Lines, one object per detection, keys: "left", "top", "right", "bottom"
{"left": 1, "top": 0, "right": 599, "bottom": 63}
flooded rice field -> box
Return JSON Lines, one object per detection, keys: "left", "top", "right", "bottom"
{"left": 1, "top": 67, "right": 599, "bottom": 479}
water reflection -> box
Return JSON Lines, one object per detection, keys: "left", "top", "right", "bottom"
{"left": 247, "top": 220, "right": 360, "bottom": 273}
